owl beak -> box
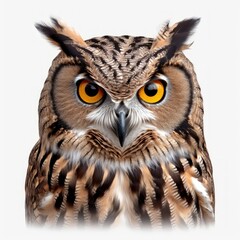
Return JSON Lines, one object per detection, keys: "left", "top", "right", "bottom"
{"left": 115, "top": 103, "right": 129, "bottom": 147}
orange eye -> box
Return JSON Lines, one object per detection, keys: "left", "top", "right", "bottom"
{"left": 77, "top": 79, "right": 105, "bottom": 104}
{"left": 138, "top": 80, "right": 166, "bottom": 104}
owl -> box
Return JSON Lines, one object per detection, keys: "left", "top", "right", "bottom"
{"left": 25, "top": 18, "right": 214, "bottom": 228}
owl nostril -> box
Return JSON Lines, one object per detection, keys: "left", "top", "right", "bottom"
{"left": 115, "top": 102, "right": 129, "bottom": 118}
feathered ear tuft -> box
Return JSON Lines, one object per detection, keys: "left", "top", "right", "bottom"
{"left": 35, "top": 18, "right": 87, "bottom": 57}
{"left": 151, "top": 18, "right": 200, "bottom": 54}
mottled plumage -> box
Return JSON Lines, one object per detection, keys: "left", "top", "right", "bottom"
{"left": 25, "top": 18, "right": 214, "bottom": 228}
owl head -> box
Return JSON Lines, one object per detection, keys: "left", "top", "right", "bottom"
{"left": 36, "top": 18, "right": 202, "bottom": 163}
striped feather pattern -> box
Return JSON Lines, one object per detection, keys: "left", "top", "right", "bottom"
{"left": 26, "top": 124, "right": 214, "bottom": 227}
{"left": 26, "top": 18, "right": 214, "bottom": 228}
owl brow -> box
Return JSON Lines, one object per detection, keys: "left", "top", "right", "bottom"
{"left": 74, "top": 73, "right": 88, "bottom": 83}
{"left": 130, "top": 48, "right": 168, "bottom": 85}
{"left": 72, "top": 46, "right": 109, "bottom": 78}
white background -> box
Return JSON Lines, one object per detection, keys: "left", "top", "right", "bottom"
{"left": 1, "top": 0, "right": 240, "bottom": 239}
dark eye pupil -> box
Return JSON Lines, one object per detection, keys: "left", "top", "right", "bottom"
{"left": 85, "top": 83, "right": 99, "bottom": 96}
{"left": 144, "top": 83, "right": 157, "bottom": 96}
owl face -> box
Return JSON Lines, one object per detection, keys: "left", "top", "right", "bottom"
{"left": 37, "top": 18, "right": 199, "bottom": 155}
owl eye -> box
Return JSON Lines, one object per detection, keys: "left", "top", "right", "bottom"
{"left": 77, "top": 79, "right": 105, "bottom": 104}
{"left": 138, "top": 79, "right": 166, "bottom": 104}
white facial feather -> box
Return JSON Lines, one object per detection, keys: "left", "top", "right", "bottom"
{"left": 87, "top": 96, "right": 155, "bottom": 130}
{"left": 86, "top": 98, "right": 117, "bottom": 129}
{"left": 85, "top": 96, "right": 156, "bottom": 148}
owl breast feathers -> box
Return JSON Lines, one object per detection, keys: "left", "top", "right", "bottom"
{"left": 25, "top": 18, "right": 214, "bottom": 228}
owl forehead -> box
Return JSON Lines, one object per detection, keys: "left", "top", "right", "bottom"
{"left": 84, "top": 36, "right": 155, "bottom": 99}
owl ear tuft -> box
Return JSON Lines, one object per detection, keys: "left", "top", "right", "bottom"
{"left": 35, "top": 18, "right": 87, "bottom": 57}
{"left": 151, "top": 18, "right": 200, "bottom": 55}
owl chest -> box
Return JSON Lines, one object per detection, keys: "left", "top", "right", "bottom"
{"left": 37, "top": 151, "right": 208, "bottom": 227}
{"left": 38, "top": 159, "right": 152, "bottom": 225}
